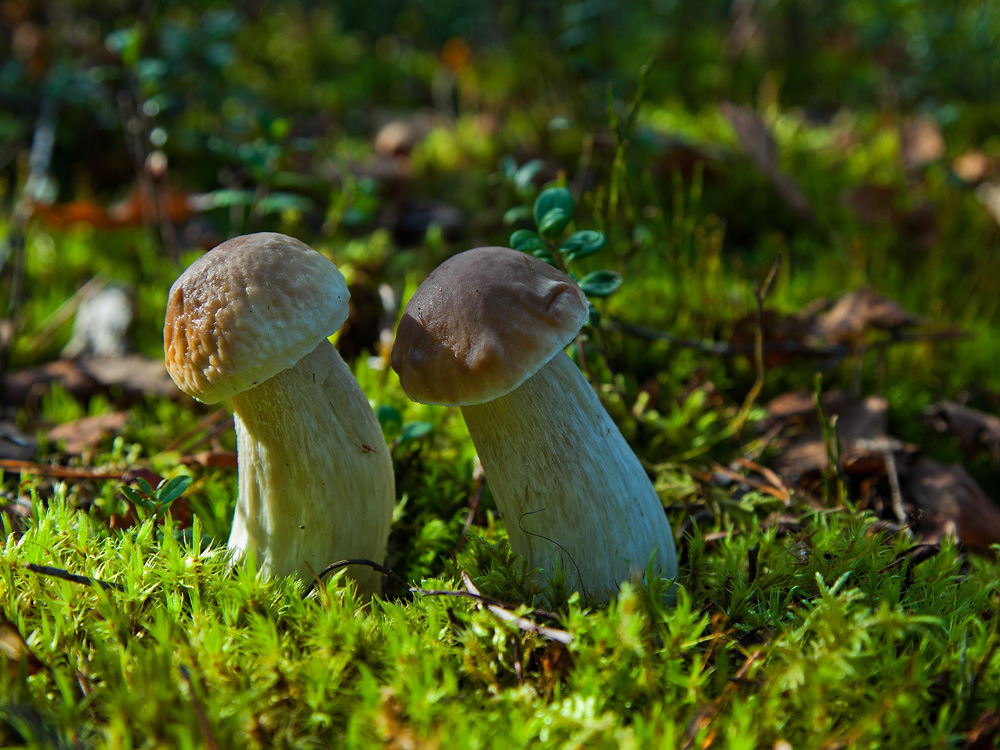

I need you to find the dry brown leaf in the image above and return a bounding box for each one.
[975,182,1000,226]
[903,458,1000,551]
[951,151,997,185]
[0,420,36,461]
[811,288,922,346]
[0,614,45,676]
[841,183,897,225]
[7,355,182,407]
[964,709,1000,750]
[923,401,1000,464]
[47,412,128,454]
[179,451,238,469]
[771,394,894,476]
[902,116,945,170]
[76,355,180,399]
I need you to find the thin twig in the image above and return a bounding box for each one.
[881,448,910,531]
[0,460,123,480]
[179,665,219,750]
[733,252,782,435]
[302,558,566,628]
[461,572,573,644]
[23,563,125,592]
[603,317,967,358]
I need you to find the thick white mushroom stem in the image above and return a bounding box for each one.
[228,338,394,597]
[461,351,677,603]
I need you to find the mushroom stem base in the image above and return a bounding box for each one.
[228,339,394,596]
[461,351,677,603]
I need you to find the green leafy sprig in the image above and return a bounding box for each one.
[120,475,192,520]
[509,186,623,305]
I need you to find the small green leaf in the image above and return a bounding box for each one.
[121,486,155,512]
[502,206,531,226]
[560,230,606,260]
[397,421,433,445]
[135,477,155,496]
[514,159,544,197]
[533,188,574,231]
[587,302,601,326]
[532,247,557,265]
[155,475,192,506]
[538,208,570,239]
[375,405,402,431]
[256,192,314,215]
[509,229,546,252]
[498,154,518,180]
[578,270,622,297]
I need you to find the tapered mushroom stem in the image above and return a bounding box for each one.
[227,338,393,596]
[461,351,677,602]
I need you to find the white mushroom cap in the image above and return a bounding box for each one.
[164,233,349,404]
[391,246,588,405]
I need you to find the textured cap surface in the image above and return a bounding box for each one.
[164,232,349,403]
[391,246,588,405]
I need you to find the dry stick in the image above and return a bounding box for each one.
[0,459,123,480]
[22,275,107,356]
[603,317,967,358]
[733,252,782,436]
[455,462,486,550]
[304,559,570,636]
[162,409,232,454]
[179,665,219,750]
[881,448,910,530]
[461,572,573,645]
[23,563,125,593]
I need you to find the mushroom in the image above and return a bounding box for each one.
[391,246,677,603]
[164,232,394,596]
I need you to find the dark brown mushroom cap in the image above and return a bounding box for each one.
[164,232,349,403]
[391,246,588,405]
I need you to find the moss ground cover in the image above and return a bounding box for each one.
[3,2,1000,747]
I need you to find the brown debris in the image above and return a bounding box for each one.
[5,354,181,408]
[923,401,1000,465]
[810,288,922,346]
[0,614,45,677]
[766,387,1000,551]
[47,412,128,454]
[902,458,1000,551]
[769,392,902,476]
[951,151,998,185]
[901,116,945,171]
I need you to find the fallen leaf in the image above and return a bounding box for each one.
[76,355,180,399]
[923,401,1000,464]
[0,615,44,676]
[0,421,37,461]
[179,451,238,468]
[47,412,128,454]
[770,393,897,476]
[6,355,183,408]
[964,709,1000,750]
[951,151,997,185]
[0,494,33,535]
[373,113,436,157]
[811,288,922,346]
[902,115,945,170]
[903,458,1000,550]
[975,182,1000,226]
[841,183,897,225]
